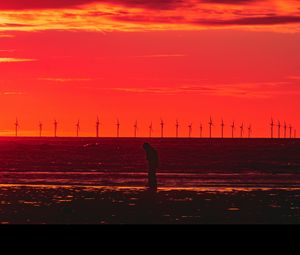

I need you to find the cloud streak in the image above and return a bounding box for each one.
[132,54,187,58]
[0,34,15,38]
[109,81,300,98]
[38,77,93,82]
[1,91,26,95]
[0,57,37,63]
[0,49,16,52]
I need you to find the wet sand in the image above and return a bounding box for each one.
[1,184,300,224]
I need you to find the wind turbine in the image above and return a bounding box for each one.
[175,119,179,138]
[188,123,192,138]
[15,118,19,137]
[76,120,80,137]
[289,124,293,138]
[39,122,43,137]
[240,122,244,138]
[199,123,203,138]
[149,122,153,138]
[116,119,120,138]
[284,122,287,139]
[221,119,225,138]
[277,120,281,139]
[54,119,58,137]
[248,124,252,138]
[134,120,138,138]
[96,116,100,138]
[160,119,164,138]
[209,116,213,138]
[231,121,235,138]
[270,118,274,139]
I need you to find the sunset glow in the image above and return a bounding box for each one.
[1,0,300,137]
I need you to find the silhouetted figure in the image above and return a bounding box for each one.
[96,117,100,138]
[143,143,158,191]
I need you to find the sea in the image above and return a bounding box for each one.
[0,137,300,189]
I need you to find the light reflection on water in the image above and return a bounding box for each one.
[2,171,300,190]
[227,208,240,211]
[1,183,300,193]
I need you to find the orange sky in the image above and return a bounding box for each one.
[0,0,300,137]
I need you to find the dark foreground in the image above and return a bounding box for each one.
[1,138,300,224]
[1,185,300,224]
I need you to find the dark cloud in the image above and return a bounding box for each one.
[0,23,34,27]
[0,0,184,10]
[201,0,257,4]
[111,14,185,24]
[107,0,186,9]
[0,1,97,10]
[196,15,300,26]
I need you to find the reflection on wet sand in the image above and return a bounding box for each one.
[2,183,300,192]
[1,184,300,224]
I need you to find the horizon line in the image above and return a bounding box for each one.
[0,136,297,139]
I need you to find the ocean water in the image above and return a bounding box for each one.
[0,137,300,188]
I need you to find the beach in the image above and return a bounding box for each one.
[1,184,300,224]
[1,137,300,224]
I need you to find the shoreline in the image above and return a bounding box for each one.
[0,136,299,140]
[2,183,300,192]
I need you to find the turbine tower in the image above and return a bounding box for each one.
[76,120,80,137]
[231,121,235,138]
[248,124,252,138]
[54,119,58,138]
[270,118,274,139]
[15,118,19,137]
[134,120,138,138]
[188,123,192,138]
[199,123,203,138]
[116,119,120,138]
[289,124,293,138]
[277,120,281,139]
[39,122,43,137]
[175,119,179,138]
[284,122,287,139]
[240,122,244,138]
[160,119,164,138]
[96,116,100,138]
[221,119,225,138]
[149,122,153,138]
[209,116,213,138]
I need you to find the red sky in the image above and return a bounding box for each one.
[0,0,300,137]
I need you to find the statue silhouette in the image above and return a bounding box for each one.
[143,143,158,191]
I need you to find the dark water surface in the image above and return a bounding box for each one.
[0,137,300,189]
